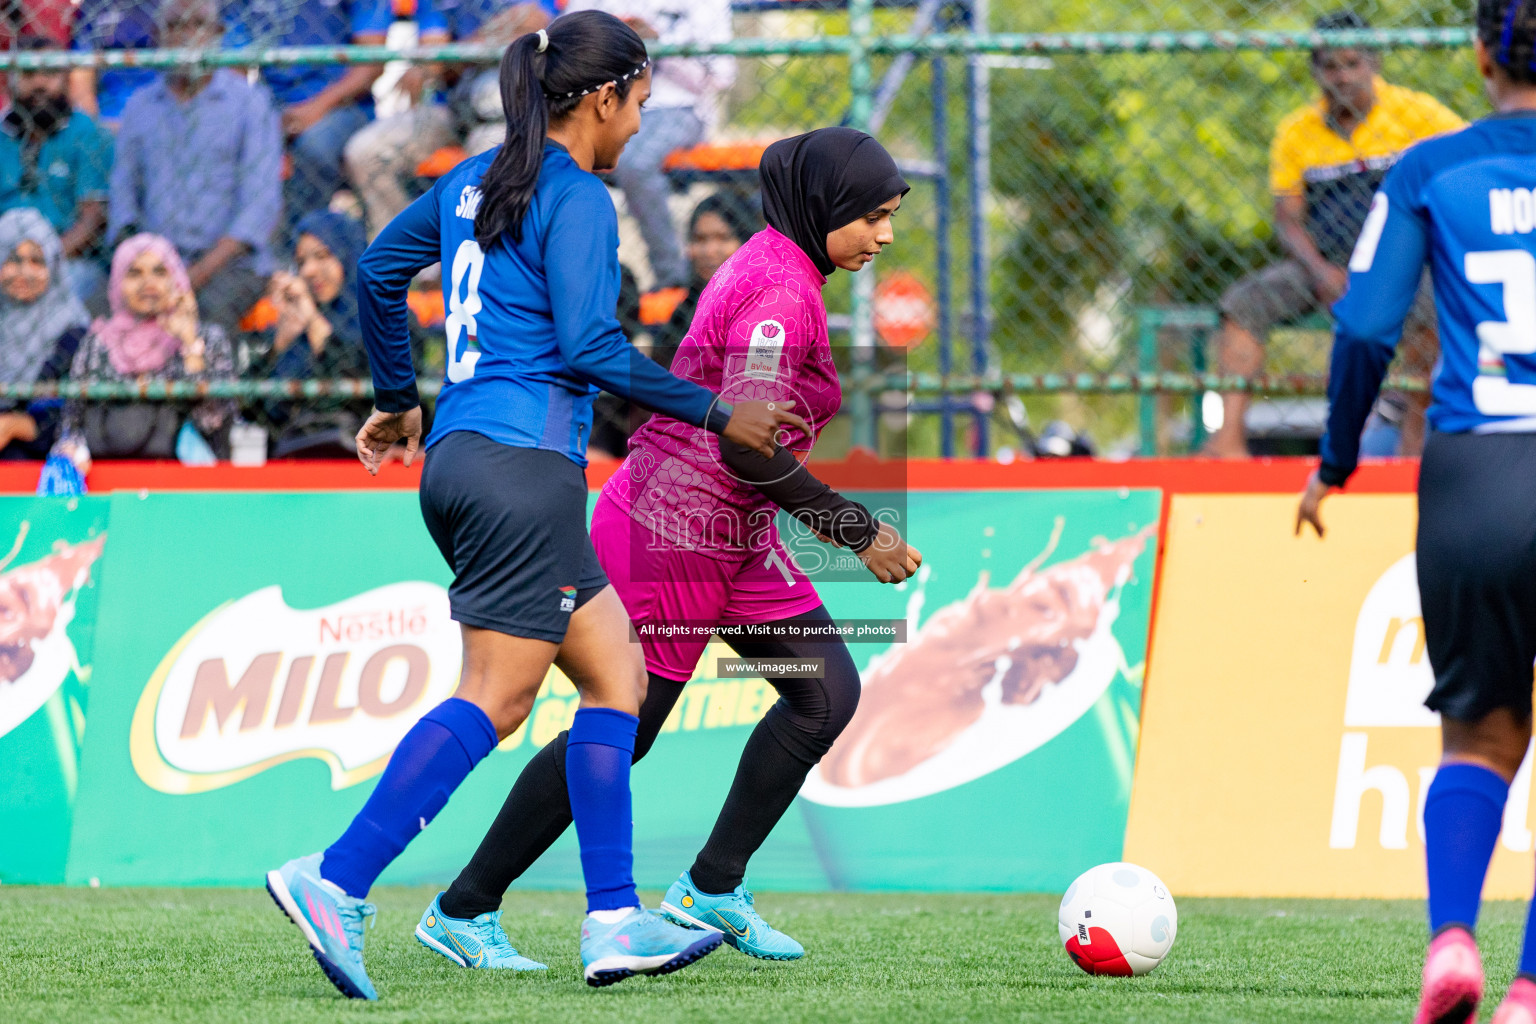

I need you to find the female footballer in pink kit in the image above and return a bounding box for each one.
[417,127,920,965]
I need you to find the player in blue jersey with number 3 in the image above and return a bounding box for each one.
[263,11,808,999]
[1298,4,1536,1021]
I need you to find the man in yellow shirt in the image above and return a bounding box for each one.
[1207,10,1465,459]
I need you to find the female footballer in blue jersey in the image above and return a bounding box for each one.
[264,11,809,998]
[1299,3,1536,1021]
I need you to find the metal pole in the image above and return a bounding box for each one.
[848,0,877,452]
[0,371,1426,402]
[0,28,1475,72]
[869,0,948,134]
[967,0,991,458]
[933,43,954,460]
[1137,310,1158,456]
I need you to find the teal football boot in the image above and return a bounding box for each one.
[660,872,805,960]
[415,893,548,970]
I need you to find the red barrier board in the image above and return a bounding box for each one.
[0,456,1419,495]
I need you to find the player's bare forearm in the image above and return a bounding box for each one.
[1274,194,1333,280]
[60,202,106,258]
[1294,470,1335,538]
[187,237,250,293]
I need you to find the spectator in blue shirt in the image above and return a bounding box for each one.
[345,0,553,237]
[68,1,161,127]
[223,0,394,242]
[109,0,282,336]
[0,35,114,305]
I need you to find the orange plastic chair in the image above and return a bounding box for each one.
[408,288,445,327]
[639,287,687,327]
[416,146,468,179]
[239,295,279,333]
[661,140,777,174]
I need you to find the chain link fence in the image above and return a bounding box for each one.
[0,0,1478,462]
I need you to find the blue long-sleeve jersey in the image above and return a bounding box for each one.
[1320,112,1536,485]
[358,142,731,465]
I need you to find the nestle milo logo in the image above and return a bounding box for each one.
[130,583,460,794]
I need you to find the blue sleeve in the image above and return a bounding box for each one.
[107,98,144,241]
[1317,170,1431,487]
[358,183,444,411]
[70,1,101,49]
[221,1,254,49]
[544,180,731,432]
[415,0,449,36]
[350,0,394,38]
[227,86,283,254]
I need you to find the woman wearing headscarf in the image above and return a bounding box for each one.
[252,210,375,457]
[589,192,761,457]
[425,127,922,966]
[0,209,90,459]
[651,189,762,372]
[258,210,368,379]
[586,194,761,457]
[59,233,235,460]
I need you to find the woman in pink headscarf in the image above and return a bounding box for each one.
[58,234,234,460]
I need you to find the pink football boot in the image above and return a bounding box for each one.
[1415,927,1484,1024]
[1491,977,1536,1024]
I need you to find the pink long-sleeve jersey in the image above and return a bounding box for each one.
[604,226,841,563]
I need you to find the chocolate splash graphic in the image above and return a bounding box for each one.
[0,535,106,685]
[820,525,1155,789]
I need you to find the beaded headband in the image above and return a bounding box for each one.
[545,60,650,101]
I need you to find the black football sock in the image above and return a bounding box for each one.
[439,673,685,920]
[689,609,860,895]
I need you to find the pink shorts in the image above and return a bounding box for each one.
[589,491,824,681]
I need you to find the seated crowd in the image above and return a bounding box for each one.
[0,0,739,466]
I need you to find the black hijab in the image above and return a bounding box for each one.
[759,127,909,278]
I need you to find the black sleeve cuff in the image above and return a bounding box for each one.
[1317,462,1352,488]
[828,500,880,554]
[705,400,733,434]
[374,381,421,413]
[716,438,883,553]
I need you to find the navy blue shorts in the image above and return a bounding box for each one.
[420,431,608,643]
[1418,431,1536,722]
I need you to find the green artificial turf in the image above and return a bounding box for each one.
[0,887,1525,1023]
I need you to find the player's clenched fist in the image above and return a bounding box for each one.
[858,521,921,584]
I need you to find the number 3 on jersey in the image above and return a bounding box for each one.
[445,239,485,383]
[1466,248,1536,416]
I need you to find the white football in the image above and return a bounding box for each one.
[1058,862,1177,976]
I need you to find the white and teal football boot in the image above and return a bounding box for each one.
[580,906,722,987]
[265,852,378,1000]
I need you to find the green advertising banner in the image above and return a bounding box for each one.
[64,488,1157,893]
[0,496,109,883]
[64,490,816,891]
[802,490,1159,891]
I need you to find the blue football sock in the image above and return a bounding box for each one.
[1520,886,1536,977]
[566,706,640,913]
[322,698,497,899]
[1424,762,1509,935]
